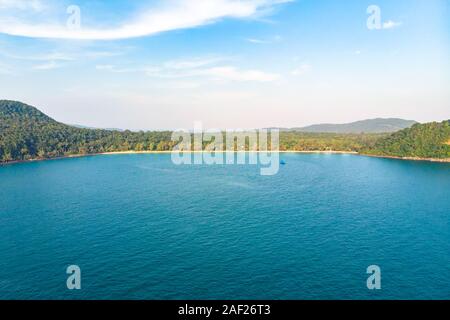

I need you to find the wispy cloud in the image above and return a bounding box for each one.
[204,66,279,82]
[247,38,270,44]
[0,46,128,61]
[95,65,137,73]
[246,35,282,44]
[291,63,311,76]
[96,57,280,82]
[0,50,74,62]
[163,57,226,70]
[0,0,44,11]
[0,0,292,40]
[32,61,60,70]
[0,62,13,75]
[84,51,126,59]
[383,20,402,29]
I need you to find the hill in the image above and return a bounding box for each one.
[293,118,417,133]
[0,100,173,162]
[362,120,450,159]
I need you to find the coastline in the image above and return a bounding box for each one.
[1,150,449,166]
[101,150,358,155]
[360,153,450,163]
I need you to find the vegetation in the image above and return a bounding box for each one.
[0,100,174,162]
[362,121,450,159]
[0,100,449,163]
[279,132,384,152]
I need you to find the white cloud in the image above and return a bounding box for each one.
[291,63,311,76]
[95,65,137,73]
[163,57,226,70]
[246,35,282,44]
[84,51,125,59]
[0,51,74,61]
[0,0,43,11]
[247,38,270,44]
[383,20,402,29]
[204,66,279,82]
[32,61,60,70]
[0,62,13,74]
[96,57,280,82]
[0,48,127,66]
[0,0,292,40]
[95,65,115,71]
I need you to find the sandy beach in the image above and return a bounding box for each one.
[2,150,449,166]
[101,150,359,155]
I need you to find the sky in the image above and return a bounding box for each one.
[0,0,449,130]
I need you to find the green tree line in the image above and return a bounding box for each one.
[1,101,449,163]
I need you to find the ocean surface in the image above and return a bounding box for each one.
[0,154,449,300]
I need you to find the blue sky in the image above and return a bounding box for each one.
[0,0,449,130]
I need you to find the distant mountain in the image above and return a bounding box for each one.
[70,124,125,132]
[293,118,418,134]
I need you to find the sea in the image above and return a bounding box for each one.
[0,153,449,299]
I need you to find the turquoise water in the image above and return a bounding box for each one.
[0,154,449,300]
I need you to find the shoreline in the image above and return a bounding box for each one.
[101,150,359,155]
[1,150,449,166]
[359,153,450,163]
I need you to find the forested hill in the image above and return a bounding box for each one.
[363,120,450,159]
[0,100,173,162]
[0,100,54,123]
[0,100,449,163]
